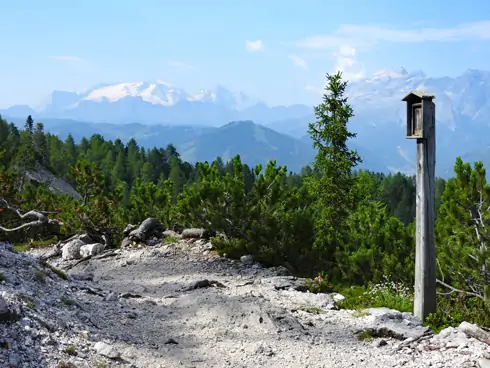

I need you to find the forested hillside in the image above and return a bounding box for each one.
[1,72,489,330]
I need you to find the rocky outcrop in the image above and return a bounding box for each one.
[24,167,82,200]
[361,307,432,340]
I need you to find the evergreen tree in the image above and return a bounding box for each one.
[168,155,185,199]
[111,151,126,184]
[437,157,490,301]
[33,122,48,167]
[24,115,34,135]
[305,71,361,273]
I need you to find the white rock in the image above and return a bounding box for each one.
[240,255,254,265]
[94,341,120,359]
[61,239,85,260]
[80,243,105,258]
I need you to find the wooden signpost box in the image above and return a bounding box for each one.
[402,91,436,320]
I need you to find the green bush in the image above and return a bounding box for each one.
[425,295,490,332]
[338,275,413,313]
[304,272,334,294]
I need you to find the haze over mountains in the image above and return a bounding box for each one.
[2,67,490,178]
[1,81,311,126]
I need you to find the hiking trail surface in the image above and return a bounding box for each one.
[1,222,490,368]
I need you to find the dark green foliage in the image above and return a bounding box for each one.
[436,157,490,301]
[425,296,490,332]
[306,72,361,254]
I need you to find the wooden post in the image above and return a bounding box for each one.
[402,92,437,321]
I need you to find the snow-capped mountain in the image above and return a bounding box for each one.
[82,81,188,106]
[3,81,291,126]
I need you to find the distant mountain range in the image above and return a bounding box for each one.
[3,67,490,178]
[0,82,311,126]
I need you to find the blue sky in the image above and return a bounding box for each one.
[2,0,490,108]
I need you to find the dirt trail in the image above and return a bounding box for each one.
[1,240,489,367]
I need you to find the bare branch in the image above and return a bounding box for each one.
[436,259,445,282]
[0,199,63,232]
[436,278,484,300]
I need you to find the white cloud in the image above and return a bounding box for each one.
[288,55,308,69]
[245,40,265,53]
[166,60,195,70]
[338,45,356,58]
[333,45,365,81]
[293,21,490,50]
[304,45,365,95]
[48,55,83,62]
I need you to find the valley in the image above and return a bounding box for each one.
[4,68,490,178]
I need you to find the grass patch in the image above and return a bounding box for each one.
[163,236,180,244]
[39,260,68,280]
[60,296,76,306]
[19,295,36,310]
[35,270,45,281]
[338,277,413,313]
[14,237,59,252]
[424,295,490,333]
[13,243,31,252]
[336,276,490,332]
[64,345,77,356]
[352,310,369,318]
[357,329,374,341]
[294,305,324,314]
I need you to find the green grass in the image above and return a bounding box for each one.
[39,260,68,280]
[35,270,45,281]
[13,243,31,252]
[64,345,76,356]
[352,310,369,318]
[19,295,35,310]
[295,305,324,314]
[336,277,490,332]
[337,284,413,313]
[357,329,374,341]
[13,237,59,252]
[163,236,180,244]
[60,297,76,306]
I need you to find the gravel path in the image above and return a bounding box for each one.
[53,244,489,368]
[2,240,489,367]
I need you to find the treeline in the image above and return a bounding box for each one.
[1,72,489,328]
[0,115,422,277]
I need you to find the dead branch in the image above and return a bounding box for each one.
[436,259,445,282]
[436,278,484,300]
[0,199,63,232]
